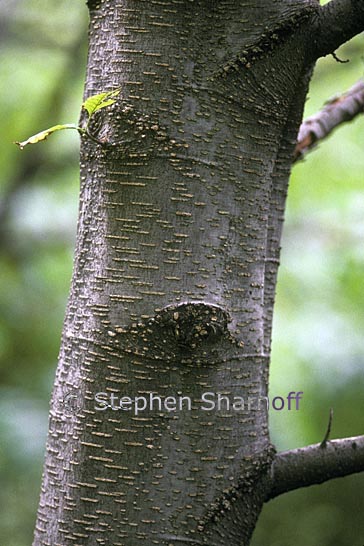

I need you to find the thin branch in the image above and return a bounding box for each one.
[320,407,334,448]
[266,435,364,501]
[293,79,364,162]
[312,0,364,61]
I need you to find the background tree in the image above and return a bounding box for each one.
[2,1,364,544]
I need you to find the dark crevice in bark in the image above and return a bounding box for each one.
[86,0,102,12]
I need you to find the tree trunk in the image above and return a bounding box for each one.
[32,1,363,545]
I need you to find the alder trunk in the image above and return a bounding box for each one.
[33,1,319,544]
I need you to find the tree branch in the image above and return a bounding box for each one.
[266,435,364,501]
[293,79,364,162]
[312,0,364,61]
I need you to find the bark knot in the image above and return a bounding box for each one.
[156,302,230,350]
[108,302,242,365]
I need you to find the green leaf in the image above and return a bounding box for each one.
[82,89,120,118]
[14,90,120,150]
[15,123,79,149]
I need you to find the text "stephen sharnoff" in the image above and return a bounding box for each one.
[94,391,304,415]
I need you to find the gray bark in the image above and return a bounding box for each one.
[32,1,364,545]
[268,435,364,500]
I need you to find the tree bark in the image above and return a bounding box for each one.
[267,435,364,500]
[33,1,364,545]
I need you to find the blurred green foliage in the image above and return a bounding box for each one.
[0,1,87,544]
[0,1,363,545]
